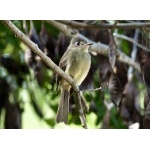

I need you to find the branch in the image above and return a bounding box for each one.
[57,20,150,29]
[1,20,87,128]
[76,91,88,129]
[2,21,76,90]
[46,20,77,37]
[113,33,150,52]
[128,29,140,80]
[46,20,140,73]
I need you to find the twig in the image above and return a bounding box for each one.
[113,20,119,29]
[128,29,140,80]
[80,93,89,113]
[57,20,150,29]
[75,92,88,129]
[80,87,102,113]
[113,33,150,52]
[1,20,87,128]
[82,87,102,92]
[46,20,141,73]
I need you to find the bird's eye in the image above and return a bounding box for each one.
[75,41,80,46]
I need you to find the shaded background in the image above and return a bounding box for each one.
[0,20,149,129]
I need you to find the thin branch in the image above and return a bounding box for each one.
[57,20,150,29]
[1,20,87,128]
[113,33,150,52]
[46,20,141,73]
[46,20,77,37]
[128,29,140,80]
[76,92,88,129]
[82,87,102,92]
[80,93,89,113]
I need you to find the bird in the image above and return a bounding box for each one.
[56,35,93,124]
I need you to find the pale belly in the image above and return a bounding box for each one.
[66,51,91,86]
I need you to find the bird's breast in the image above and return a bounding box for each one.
[66,51,91,86]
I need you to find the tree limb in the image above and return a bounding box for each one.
[46,20,141,73]
[46,20,77,37]
[57,20,150,29]
[2,21,76,89]
[1,20,88,128]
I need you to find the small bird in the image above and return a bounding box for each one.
[56,35,93,124]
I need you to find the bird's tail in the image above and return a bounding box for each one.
[56,88,70,124]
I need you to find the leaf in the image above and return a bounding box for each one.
[108,30,116,69]
[31,98,43,119]
[44,118,55,127]
[109,72,123,106]
[119,81,142,128]
[108,62,127,107]
[108,31,126,107]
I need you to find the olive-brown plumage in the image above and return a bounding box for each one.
[56,35,92,124]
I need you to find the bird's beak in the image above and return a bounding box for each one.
[86,43,93,46]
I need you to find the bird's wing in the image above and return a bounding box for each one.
[55,48,71,91]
